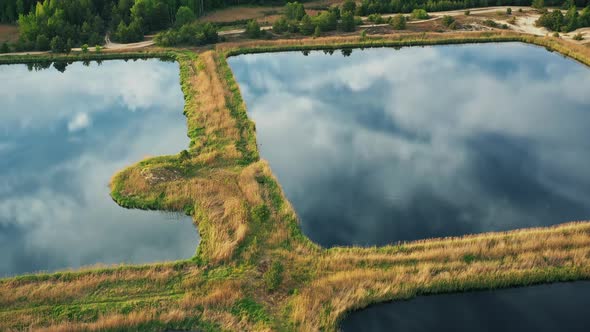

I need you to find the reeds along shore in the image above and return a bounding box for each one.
[1,31,590,331]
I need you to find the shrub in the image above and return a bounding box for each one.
[155,22,219,46]
[573,32,584,40]
[508,16,517,25]
[354,16,363,26]
[81,44,89,53]
[114,20,143,43]
[95,45,103,52]
[368,14,385,24]
[314,25,321,37]
[313,11,338,32]
[179,150,190,161]
[483,19,500,28]
[65,38,73,53]
[245,20,261,38]
[507,8,512,15]
[465,10,470,16]
[50,36,65,53]
[175,6,196,28]
[264,261,284,292]
[340,11,356,32]
[553,31,560,37]
[411,9,429,20]
[532,0,545,9]
[35,34,50,51]
[0,42,9,53]
[342,0,356,14]
[441,15,455,27]
[273,17,289,34]
[300,15,314,35]
[391,14,406,30]
[285,1,306,21]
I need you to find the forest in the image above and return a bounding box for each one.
[3,0,590,52]
[353,0,590,15]
[536,4,590,31]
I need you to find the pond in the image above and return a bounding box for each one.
[229,43,590,248]
[0,59,198,277]
[341,282,590,332]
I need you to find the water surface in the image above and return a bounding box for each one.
[0,59,198,277]
[229,43,590,247]
[341,282,590,332]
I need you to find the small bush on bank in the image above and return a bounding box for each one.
[0,42,10,53]
[411,9,429,20]
[246,20,262,38]
[391,14,406,30]
[155,22,219,46]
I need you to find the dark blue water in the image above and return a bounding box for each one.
[0,59,199,277]
[229,43,590,248]
[341,282,590,332]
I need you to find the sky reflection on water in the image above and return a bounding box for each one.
[0,59,198,277]
[229,43,590,247]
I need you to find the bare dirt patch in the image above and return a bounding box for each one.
[200,6,284,23]
[0,24,19,43]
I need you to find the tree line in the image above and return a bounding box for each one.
[352,0,590,15]
[536,1,590,32]
[271,1,359,37]
[7,0,220,51]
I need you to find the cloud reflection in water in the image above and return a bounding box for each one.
[229,43,590,247]
[0,60,198,277]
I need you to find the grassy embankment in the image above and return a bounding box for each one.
[1,31,590,331]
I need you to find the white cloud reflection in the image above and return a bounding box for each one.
[0,59,198,277]
[229,43,590,247]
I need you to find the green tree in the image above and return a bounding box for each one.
[285,2,306,21]
[391,14,406,30]
[342,0,356,14]
[16,0,24,16]
[411,9,429,20]
[313,25,321,37]
[340,11,355,32]
[81,44,89,53]
[50,36,64,53]
[35,34,50,51]
[245,19,261,38]
[0,42,10,53]
[65,38,73,53]
[300,14,314,35]
[532,0,545,10]
[175,6,195,28]
[565,6,580,32]
[314,11,338,31]
[272,17,289,34]
[442,15,455,27]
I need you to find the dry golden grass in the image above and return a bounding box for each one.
[191,51,241,158]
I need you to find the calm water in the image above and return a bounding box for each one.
[341,282,590,332]
[0,59,198,277]
[229,43,590,247]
